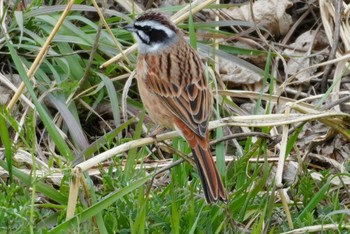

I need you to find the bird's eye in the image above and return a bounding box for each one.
[143,26,152,32]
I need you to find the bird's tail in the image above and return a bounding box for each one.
[191,137,227,203]
[175,120,227,203]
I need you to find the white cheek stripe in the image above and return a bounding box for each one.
[136,31,149,43]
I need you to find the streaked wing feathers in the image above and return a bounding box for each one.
[144,43,210,137]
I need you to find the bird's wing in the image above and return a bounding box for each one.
[143,45,211,138]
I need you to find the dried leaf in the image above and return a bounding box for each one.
[219,57,262,84]
[226,0,293,36]
[284,30,327,82]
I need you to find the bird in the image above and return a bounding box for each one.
[124,11,227,203]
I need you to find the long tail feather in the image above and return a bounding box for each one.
[175,119,227,203]
[191,140,227,203]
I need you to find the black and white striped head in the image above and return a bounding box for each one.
[124,11,180,54]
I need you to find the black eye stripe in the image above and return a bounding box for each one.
[134,24,170,45]
[133,24,143,30]
[134,24,160,33]
[146,29,167,42]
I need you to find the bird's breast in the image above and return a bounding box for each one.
[136,54,175,129]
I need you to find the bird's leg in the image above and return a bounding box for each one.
[150,126,165,159]
[149,126,165,138]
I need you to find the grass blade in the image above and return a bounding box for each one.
[0,107,13,182]
[6,39,74,160]
[0,159,67,204]
[297,179,331,221]
[49,174,153,232]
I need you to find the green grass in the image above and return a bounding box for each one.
[0,1,349,233]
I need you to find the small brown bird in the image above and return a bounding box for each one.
[124,11,227,203]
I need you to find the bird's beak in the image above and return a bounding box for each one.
[123,24,135,32]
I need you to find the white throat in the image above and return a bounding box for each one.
[133,33,169,54]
